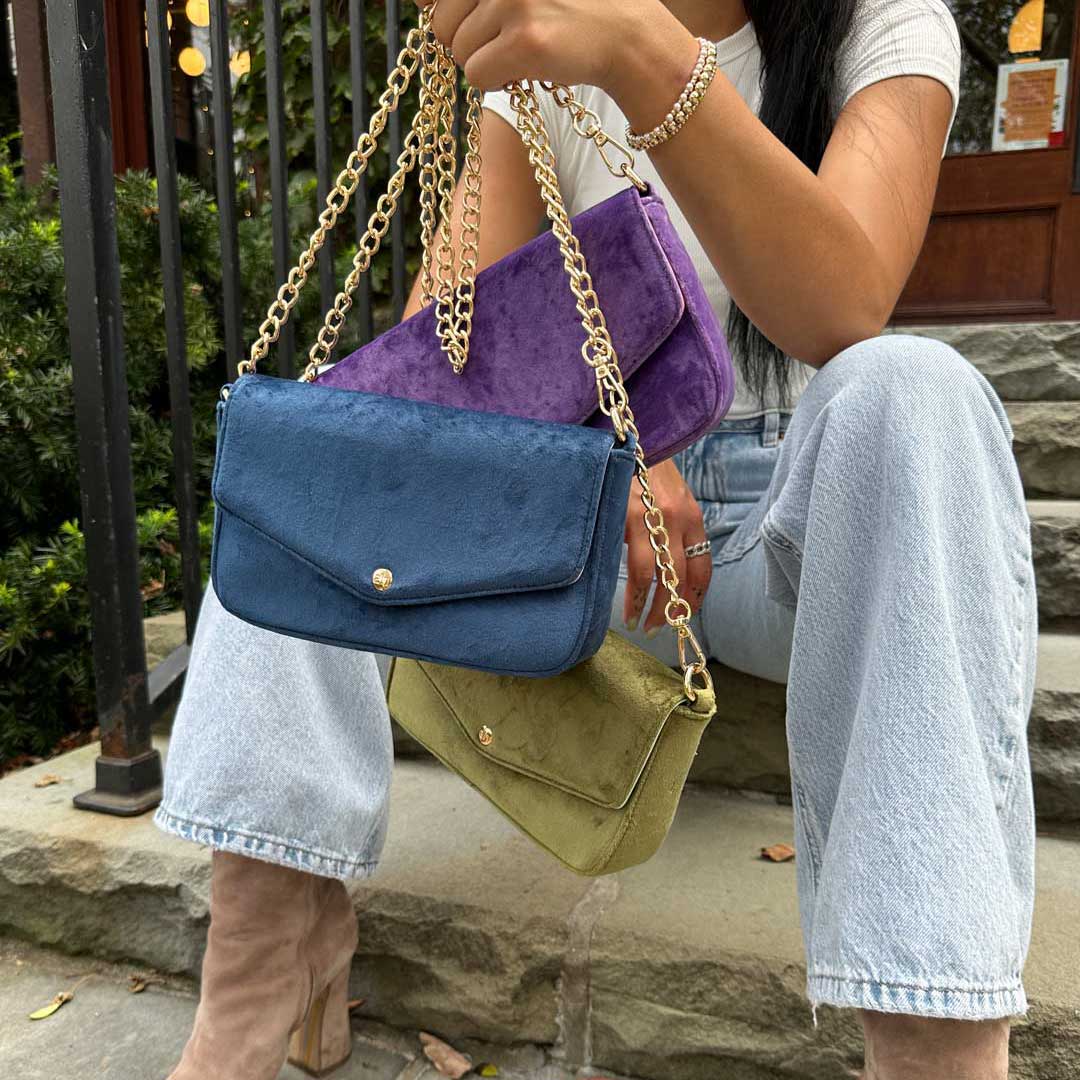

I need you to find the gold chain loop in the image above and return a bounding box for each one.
[506,80,711,699]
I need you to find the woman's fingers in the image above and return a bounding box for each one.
[426,0,479,50]
[623,484,654,632]
[643,542,685,634]
[449,4,503,77]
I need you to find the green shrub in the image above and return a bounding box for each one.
[1,2,432,763]
[232,0,425,297]
[0,148,389,761]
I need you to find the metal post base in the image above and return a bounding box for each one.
[73,749,164,817]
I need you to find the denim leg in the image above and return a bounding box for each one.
[613,335,1037,1020]
[154,585,394,880]
[763,335,1035,1019]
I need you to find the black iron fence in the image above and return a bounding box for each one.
[45,0,421,814]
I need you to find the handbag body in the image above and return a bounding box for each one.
[318,188,734,466]
[387,631,716,876]
[211,374,636,676]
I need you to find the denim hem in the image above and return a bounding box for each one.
[153,806,380,882]
[807,972,1028,1021]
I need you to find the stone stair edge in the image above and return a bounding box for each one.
[2,747,1080,1078]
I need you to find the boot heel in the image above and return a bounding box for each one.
[287,965,353,1077]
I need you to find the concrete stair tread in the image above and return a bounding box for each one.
[1035,631,1080,694]
[1028,498,1080,519]
[2,744,1079,1078]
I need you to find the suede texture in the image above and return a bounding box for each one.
[210,375,636,677]
[387,630,717,876]
[318,188,734,465]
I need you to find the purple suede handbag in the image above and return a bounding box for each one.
[318,186,735,465]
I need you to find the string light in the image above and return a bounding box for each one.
[179,45,207,77]
[185,0,210,28]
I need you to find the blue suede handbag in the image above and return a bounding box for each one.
[211,375,636,677]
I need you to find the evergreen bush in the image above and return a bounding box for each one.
[0,143,386,763]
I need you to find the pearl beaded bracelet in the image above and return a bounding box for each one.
[625,37,718,153]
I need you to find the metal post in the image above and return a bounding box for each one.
[45,0,162,816]
[147,0,202,639]
[208,0,243,377]
[312,0,335,318]
[386,0,406,323]
[349,0,374,344]
[263,0,296,376]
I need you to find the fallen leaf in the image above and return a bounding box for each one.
[477,1066,499,1077]
[28,992,73,1020]
[33,774,63,788]
[141,578,165,600]
[419,1032,472,1079]
[760,842,796,863]
[346,997,366,1012]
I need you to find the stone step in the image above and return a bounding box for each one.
[0,940,584,1080]
[1,748,1078,1079]
[1031,500,1080,626]
[1007,402,1080,499]
[685,632,1080,822]
[899,322,1080,402]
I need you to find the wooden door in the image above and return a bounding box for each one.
[895,1,1080,323]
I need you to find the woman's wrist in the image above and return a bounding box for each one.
[602,11,702,138]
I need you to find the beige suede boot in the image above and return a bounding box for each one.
[168,851,358,1080]
[862,1012,1010,1079]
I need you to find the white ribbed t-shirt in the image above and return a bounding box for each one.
[484,0,962,418]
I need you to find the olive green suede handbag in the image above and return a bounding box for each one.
[386,83,717,877]
[388,633,715,876]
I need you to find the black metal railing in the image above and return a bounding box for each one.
[45,0,419,814]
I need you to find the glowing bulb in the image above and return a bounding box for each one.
[179,46,207,77]
[185,0,210,28]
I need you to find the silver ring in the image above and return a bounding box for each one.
[684,540,711,559]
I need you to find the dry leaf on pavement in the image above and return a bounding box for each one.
[33,774,63,788]
[419,1032,472,1078]
[760,842,796,863]
[28,992,73,1020]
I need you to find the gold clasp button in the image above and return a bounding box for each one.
[372,567,393,592]
[478,726,493,747]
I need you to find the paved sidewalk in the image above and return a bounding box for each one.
[0,941,603,1080]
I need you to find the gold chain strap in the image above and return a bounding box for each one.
[507,81,711,699]
[240,22,429,377]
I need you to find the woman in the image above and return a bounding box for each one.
[159,1,1037,1077]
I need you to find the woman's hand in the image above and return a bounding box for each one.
[415,0,688,101]
[624,459,710,635]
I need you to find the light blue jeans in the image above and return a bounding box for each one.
[157,334,1037,1020]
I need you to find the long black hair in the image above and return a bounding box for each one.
[732,0,859,404]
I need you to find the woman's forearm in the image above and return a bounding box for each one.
[605,16,895,365]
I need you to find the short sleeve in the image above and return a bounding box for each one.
[837,0,962,149]
[482,87,578,200]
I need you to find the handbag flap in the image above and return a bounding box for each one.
[317,188,685,426]
[212,375,634,606]
[401,633,711,809]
